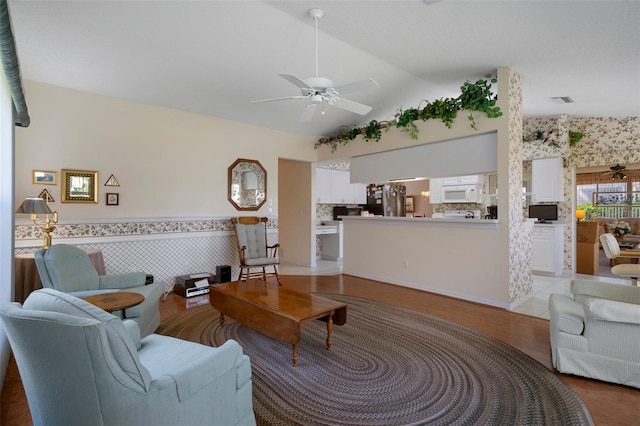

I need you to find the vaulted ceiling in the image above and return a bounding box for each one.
[8,0,640,138]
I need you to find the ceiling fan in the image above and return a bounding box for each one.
[604,164,627,180]
[250,8,379,122]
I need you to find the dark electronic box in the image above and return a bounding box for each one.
[174,273,214,298]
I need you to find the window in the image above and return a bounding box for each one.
[576,169,640,218]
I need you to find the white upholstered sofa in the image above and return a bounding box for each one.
[548,280,640,388]
[0,288,255,426]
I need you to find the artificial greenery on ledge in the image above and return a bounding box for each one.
[522,129,585,148]
[315,74,503,152]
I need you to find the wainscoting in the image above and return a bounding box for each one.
[15,217,279,291]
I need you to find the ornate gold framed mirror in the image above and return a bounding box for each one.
[228,158,267,211]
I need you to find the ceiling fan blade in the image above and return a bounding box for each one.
[333,78,379,95]
[250,95,308,104]
[331,97,373,115]
[278,73,313,90]
[299,105,317,122]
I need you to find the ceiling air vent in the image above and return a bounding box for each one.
[551,96,574,104]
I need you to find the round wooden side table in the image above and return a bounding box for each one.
[83,292,145,313]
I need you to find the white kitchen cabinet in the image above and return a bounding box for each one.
[316,168,366,204]
[331,170,350,203]
[429,178,442,204]
[351,183,367,204]
[532,157,564,202]
[441,175,483,185]
[316,168,332,203]
[532,224,564,276]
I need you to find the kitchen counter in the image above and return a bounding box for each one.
[341,215,499,230]
[315,224,338,234]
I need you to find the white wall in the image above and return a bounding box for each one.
[278,159,315,266]
[344,219,506,306]
[15,81,318,220]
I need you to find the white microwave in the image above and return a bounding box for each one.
[441,185,481,203]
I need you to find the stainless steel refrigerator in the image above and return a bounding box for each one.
[366,183,406,216]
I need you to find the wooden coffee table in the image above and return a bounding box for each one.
[84,291,145,313]
[209,279,347,366]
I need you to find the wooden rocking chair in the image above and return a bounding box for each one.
[231,217,281,284]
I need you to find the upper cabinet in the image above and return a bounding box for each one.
[316,168,333,203]
[316,169,366,204]
[429,178,442,204]
[441,175,483,186]
[532,157,564,202]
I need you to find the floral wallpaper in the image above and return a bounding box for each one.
[16,217,278,244]
[522,115,640,271]
[506,69,530,304]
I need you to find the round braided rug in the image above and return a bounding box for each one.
[156,294,593,426]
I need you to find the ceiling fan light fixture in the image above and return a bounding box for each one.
[250,8,377,118]
[611,171,627,180]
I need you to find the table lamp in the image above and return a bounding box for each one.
[575,209,586,223]
[16,197,58,248]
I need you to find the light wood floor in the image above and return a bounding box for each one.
[2,274,638,425]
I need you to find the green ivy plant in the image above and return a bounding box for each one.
[316,73,503,151]
[459,76,502,129]
[395,107,420,139]
[363,120,383,142]
[568,130,584,147]
[522,129,585,148]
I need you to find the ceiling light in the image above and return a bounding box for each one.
[611,171,627,180]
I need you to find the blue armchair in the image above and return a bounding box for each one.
[34,244,163,337]
[0,289,255,426]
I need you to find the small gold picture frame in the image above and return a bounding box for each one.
[106,193,119,206]
[33,170,57,185]
[61,169,98,203]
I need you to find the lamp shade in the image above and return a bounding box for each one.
[575,209,586,220]
[16,197,52,214]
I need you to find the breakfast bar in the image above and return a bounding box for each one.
[339,215,530,310]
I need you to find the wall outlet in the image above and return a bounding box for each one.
[402,259,409,269]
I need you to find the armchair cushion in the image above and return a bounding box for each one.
[23,288,152,390]
[244,256,278,266]
[139,337,244,402]
[572,279,640,304]
[236,222,267,259]
[584,298,640,325]
[36,245,101,292]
